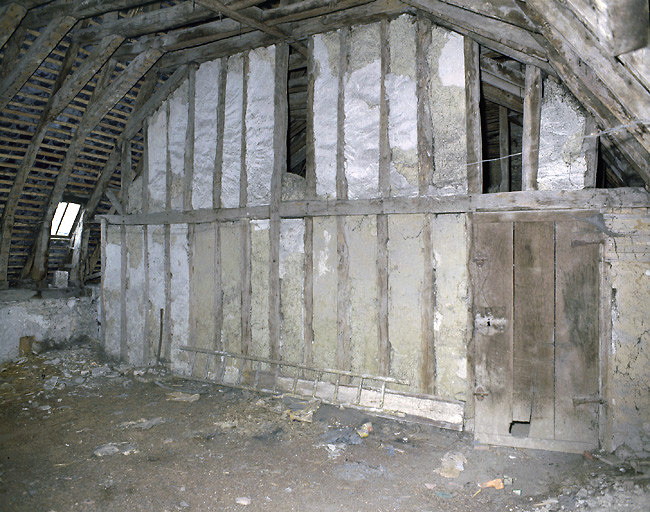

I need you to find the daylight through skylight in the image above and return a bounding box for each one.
[50,202,81,237]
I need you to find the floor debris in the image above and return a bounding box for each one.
[1,341,647,511]
[434,451,467,478]
[166,391,200,402]
[481,478,505,490]
[118,417,166,430]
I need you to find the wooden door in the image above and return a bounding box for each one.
[471,212,602,453]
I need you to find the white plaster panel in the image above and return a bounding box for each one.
[125,226,145,364]
[347,215,379,376]
[280,219,305,365]
[103,225,122,358]
[146,225,165,365]
[312,216,338,370]
[193,58,221,209]
[313,33,339,199]
[250,219,270,360]
[147,106,167,212]
[538,79,590,190]
[246,46,275,206]
[220,222,243,354]
[345,24,381,200]
[128,175,143,214]
[431,214,469,401]
[169,224,190,373]
[428,29,467,195]
[388,15,418,197]
[222,55,244,208]
[168,80,189,210]
[388,214,425,390]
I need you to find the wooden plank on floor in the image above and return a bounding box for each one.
[554,220,600,444]
[471,220,513,436]
[513,221,555,438]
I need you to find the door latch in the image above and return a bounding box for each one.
[474,386,489,401]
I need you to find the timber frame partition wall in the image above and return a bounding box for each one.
[100,16,650,452]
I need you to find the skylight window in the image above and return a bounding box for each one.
[50,202,81,237]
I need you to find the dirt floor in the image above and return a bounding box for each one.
[0,341,648,512]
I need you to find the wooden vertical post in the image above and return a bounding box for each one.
[163,101,172,361]
[336,29,350,373]
[269,44,289,361]
[304,38,316,366]
[416,16,434,194]
[584,116,598,188]
[142,123,150,365]
[464,37,482,193]
[119,140,131,361]
[100,218,107,347]
[499,106,510,192]
[214,58,227,352]
[185,67,197,352]
[522,64,542,190]
[377,19,391,376]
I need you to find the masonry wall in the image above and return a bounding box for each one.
[0,290,99,363]
[603,208,650,457]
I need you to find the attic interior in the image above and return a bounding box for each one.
[0,0,649,510]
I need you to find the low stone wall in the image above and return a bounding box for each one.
[0,289,99,363]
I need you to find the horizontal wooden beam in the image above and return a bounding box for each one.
[402,0,546,60]
[21,0,152,28]
[195,0,309,56]
[73,1,218,44]
[99,188,650,225]
[158,0,404,70]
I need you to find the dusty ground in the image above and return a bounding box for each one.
[0,341,648,512]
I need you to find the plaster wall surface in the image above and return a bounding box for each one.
[221,54,244,208]
[146,226,165,364]
[538,79,591,190]
[313,33,339,199]
[128,175,143,214]
[312,216,338,370]
[102,225,121,358]
[344,23,381,200]
[220,221,243,356]
[125,226,145,364]
[347,215,379,375]
[431,214,469,400]
[0,294,98,363]
[280,219,305,365]
[604,209,650,457]
[387,15,418,197]
[168,81,189,210]
[191,223,217,353]
[250,220,270,360]
[147,106,167,211]
[193,59,221,210]
[388,214,425,389]
[246,46,275,206]
[428,28,467,195]
[169,224,190,373]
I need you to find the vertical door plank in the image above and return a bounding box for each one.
[471,220,513,436]
[513,221,555,438]
[554,220,600,444]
